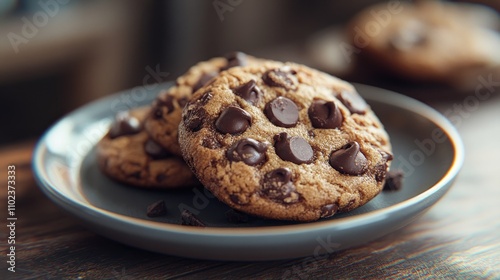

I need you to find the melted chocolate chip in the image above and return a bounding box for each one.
[320,204,339,218]
[193,72,218,93]
[109,112,141,139]
[308,99,343,129]
[146,200,167,217]
[263,68,297,89]
[374,151,394,182]
[144,139,170,159]
[181,210,206,227]
[221,51,247,70]
[383,169,404,191]
[233,80,261,105]
[183,107,206,132]
[264,97,299,128]
[215,106,252,134]
[226,138,268,166]
[337,91,368,115]
[274,133,314,164]
[329,142,368,175]
[262,168,299,204]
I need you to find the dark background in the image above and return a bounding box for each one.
[0,0,497,145]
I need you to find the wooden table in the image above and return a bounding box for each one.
[1,91,499,279]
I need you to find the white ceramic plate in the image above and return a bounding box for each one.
[33,83,464,261]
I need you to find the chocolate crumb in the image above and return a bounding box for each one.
[146,200,167,217]
[383,170,404,191]
[181,210,206,227]
[225,209,249,223]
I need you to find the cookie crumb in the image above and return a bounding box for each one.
[383,170,404,191]
[181,210,206,227]
[146,200,167,217]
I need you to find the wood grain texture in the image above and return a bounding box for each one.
[1,95,500,279]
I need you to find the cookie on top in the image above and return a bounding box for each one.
[178,61,392,221]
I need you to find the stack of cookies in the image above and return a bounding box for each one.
[97,52,393,222]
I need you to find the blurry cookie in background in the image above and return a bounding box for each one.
[346,0,500,88]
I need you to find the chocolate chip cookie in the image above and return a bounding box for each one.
[178,62,392,221]
[348,1,500,84]
[97,107,199,188]
[145,52,263,156]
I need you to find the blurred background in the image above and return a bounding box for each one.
[0,0,498,146]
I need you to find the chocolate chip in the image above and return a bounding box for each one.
[262,168,299,204]
[230,194,249,205]
[144,139,170,159]
[337,91,368,115]
[329,142,368,175]
[263,68,297,89]
[320,204,338,218]
[233,80,261,105]
[374,151,394,182]
[159,94,175,114]
[177,97,189,108]
[225,209,249,223]
[264,97,299,128]
[146,200,167,217]
[153,107,163,119]
[193,72,218,93]
[226,138,268,166]
[181,210,206,227]
[184,107,206,132]
[109,111,141,139]
[221,51,247,70]
[383,169,404,191]
[274,133,313,164]
[308,99,343,129]
[215,106,252,135]
[152,94,175,119]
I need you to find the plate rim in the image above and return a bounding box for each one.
[32,83,465,238]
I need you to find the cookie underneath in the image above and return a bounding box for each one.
[145,52,264,156]
[97,107,199,189]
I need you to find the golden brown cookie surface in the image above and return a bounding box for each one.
[178,62,392,221]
